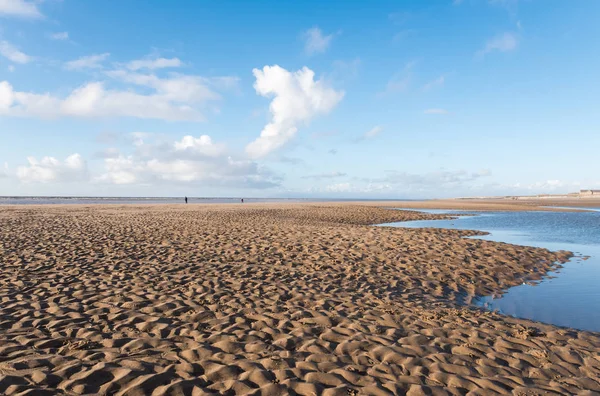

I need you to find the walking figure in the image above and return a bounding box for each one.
[185,196,188,204]
[241,198,244,203]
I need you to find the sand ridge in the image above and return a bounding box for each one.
[0,204,598,395]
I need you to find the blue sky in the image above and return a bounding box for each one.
[1,0,599,198]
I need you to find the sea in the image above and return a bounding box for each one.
[0,197,417,205]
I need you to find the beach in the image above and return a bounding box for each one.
[0,203,599,395]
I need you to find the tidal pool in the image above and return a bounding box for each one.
[382,209,600,332]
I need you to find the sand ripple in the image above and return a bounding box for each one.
[0,204,597,395]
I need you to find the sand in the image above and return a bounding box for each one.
[0,203,598,395]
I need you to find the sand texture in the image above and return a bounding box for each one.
[0,204,598,395]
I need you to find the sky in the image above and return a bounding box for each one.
[1,0,599,198]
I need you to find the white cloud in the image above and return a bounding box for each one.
[380,61,416,96]
[0,162,8,178]
[246,65,344,158]
[126,57,182,71]
[0,41,32,64]
[314,169,492,196]
[302,171,346,180]
[0,81,203,121]
[16,154,88,183]
[106,70,222,103]
[173,135,226,157]
[364,125,382,138]
[477,32,518,57]
[325,182,352,192]
[303,27,334,55]
[0,81,13,109]
[424,108,449,114]
[50,32,69,41]
[423,76,445,91]
[0,69,231,121]
[98,134,280,189]
[65,53,110,70]
[0,0,42,18]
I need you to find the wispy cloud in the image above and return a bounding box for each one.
[50,32,69,41]
[126,57,182,71]
[424,108,449,115]
[0,0,42,18]
[388,11,410,25]
[65,53,110,70]
[364,125,383,138]
[354,126,383,143]
[303,27,334,55]
[379,61,416,96]
[302,171,347,180]
[0,41,32,64]
[392,29,416,43]
[477,32,518,57]
[422,75,445,91]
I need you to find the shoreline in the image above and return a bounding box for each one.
[0,203,598,394]
[1,196,599,210]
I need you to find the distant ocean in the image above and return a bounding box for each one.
[0,197,416,205]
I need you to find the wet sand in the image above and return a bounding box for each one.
[379,198,600,211]
[0,203,598,395]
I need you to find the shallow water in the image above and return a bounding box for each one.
[383,209,600,332]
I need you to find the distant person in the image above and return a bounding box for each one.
[185,196,188,204]
[241,198,244,203]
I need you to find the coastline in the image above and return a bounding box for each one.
[0,203,598,394]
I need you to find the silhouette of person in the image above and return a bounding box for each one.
[185,196,188,204]
[241,198,244,203]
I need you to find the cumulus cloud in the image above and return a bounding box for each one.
[16,154,88,183]
[94,147,120,159]
[173,135,226,157]
[246,65,344,159]
[98,133,281,189]
[0,81,201,120]
[65,53,110,70]
[477,32,518,57]
[126,57,182,71]
[302,171,346,180]
[0,0,42,18]
[0,41,32,64]
[0,66,233,121]
[50,32,69,41]
[424,108,449,114]
[303,27,334,55]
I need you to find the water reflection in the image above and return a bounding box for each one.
[382,209,600,332]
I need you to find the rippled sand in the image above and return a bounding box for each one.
[0,204,598,395]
